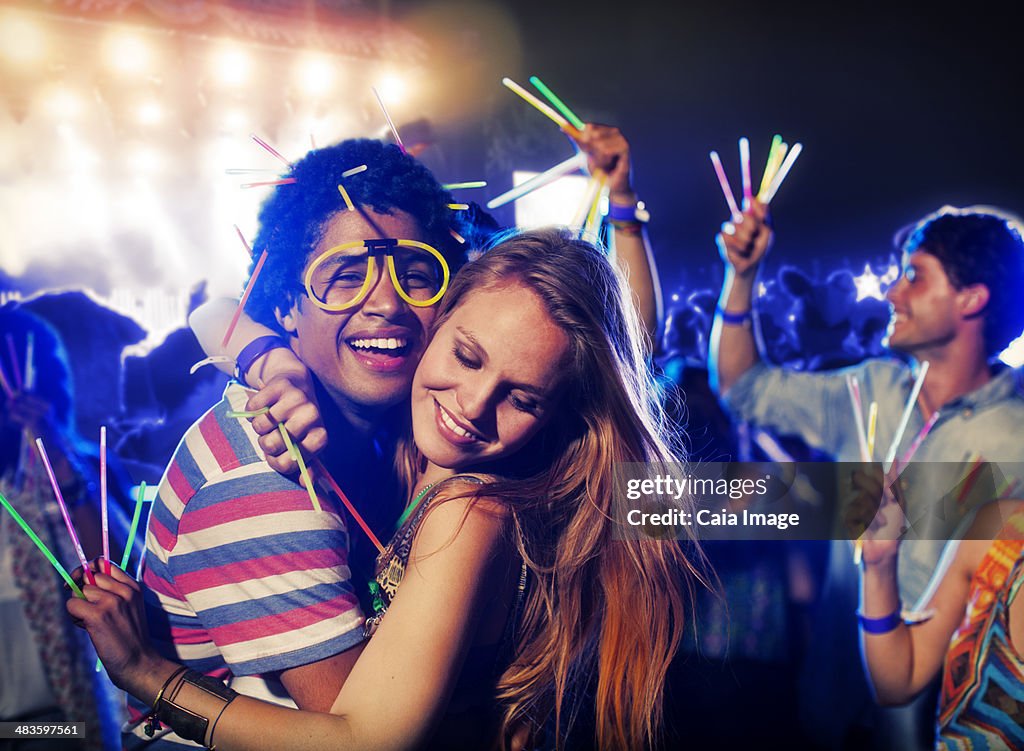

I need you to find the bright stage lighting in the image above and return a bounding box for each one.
[511,170,590,229]
[137,100,163,125]
[376,73,407,103]
[42,87,82,120]
[129,146,163,173]
[298,55,336,96]
[212,45,250,87]
[104,30,152,76]
[0,11,46,66]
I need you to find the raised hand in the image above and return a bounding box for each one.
[716,199,773,279]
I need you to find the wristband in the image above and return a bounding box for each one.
[857,603,904,634]
[234,335,287,384]
[607,200,650,224]
[715,306,752,326]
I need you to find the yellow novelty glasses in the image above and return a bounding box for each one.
[304,238,451,311]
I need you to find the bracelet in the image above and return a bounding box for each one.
[607,201,640,222]
[150,668,238,748]
[234,335,288,384]
[857,603,904,634]
[609,218,644,235]
[144,666,188,737]
[715,306,753,326]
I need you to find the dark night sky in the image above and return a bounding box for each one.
[397,0,1024,295]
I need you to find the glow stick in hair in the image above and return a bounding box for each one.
[0,491,84,597]
[233,225,254,258]
[760,143,803,204]
[528,75,586,132]
[341,164,368,178]
[710,151,741,220]
[120,482,146,571]
[845,375,871,462]
[739,137,752,204]
[443,181,487,190]
[100,426,110,576]
[501,77,581,137]
[486,152,588,209]
[23,333,34,392]
[337,184,356,212]
[447,203,469,210]
[883,361,930,471]
[241,178,297,189]
[5,334,22,390]
[221,249,269,348]
[372,87,405,153]
[758,135,783,198]
[35,438,95,586]
[449,229,466,244]
[250,134,292,168]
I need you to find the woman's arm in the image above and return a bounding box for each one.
[70,488,510,751]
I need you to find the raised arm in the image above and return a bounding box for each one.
[69,490,511,751]
[572,124,662,344]
[708,200,772,394]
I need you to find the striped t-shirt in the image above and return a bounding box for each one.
[126,383,364,749]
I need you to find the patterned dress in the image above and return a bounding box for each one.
[938,510,1024,750]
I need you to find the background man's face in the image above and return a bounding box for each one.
[884,250,961,354]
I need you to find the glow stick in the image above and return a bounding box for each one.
[582,175,607,238]
[709,151,741,220]
[120,482,146,571]
[221,249,269,348]
[341,164,368,178]
[233,225,254,258]
[372,87,405,153]
[442,181,487,190]
[447,203,469,210]
[0,361,13,399]
[758,135,783,197]
[5,334,23,390]
[337,184,356,212]
[571,175,601,229]
[100,426,110,576]
[528,75,586,132]
[883,361,930,471]
[486,152,588,209]
[501,77,580,136]
[225,168,282,175]
[845,375,871,461]
[761,143,803,204]
[241,178,297,189]
[449,229,466,244]
[0,490,84,597]
[226,407,270,419]
[189,355,233,375]
[737,136,753,203]
[278,425,321,513]
[866,402,879,459]
[23,333,34,392]
[314,460,385,554]
[955,453,984,504]
[897,411,940,468]
[35,438,95,586]
[250,134,291,168]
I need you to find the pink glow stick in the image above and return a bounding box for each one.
[241,178,297,189]
[100,426,110,575]
[739,137,752,204]
[250,134,292,168]
[35,438,95,586]
[221,249,269,348]
[709,151,741,220]
[5,334,23,390]
[897,411,940,468]
[233,225,254,258]
[372,87,405,154]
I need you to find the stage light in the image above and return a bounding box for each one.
[298,55,336,96]
[376,73,406,103]
[129,146,163,173]
[0,11,45,66]
[511,170,590,229]
[104,30,151,76]
[1000,332,1024,367]
[42,87,82,120]
[854,263,883,301]
[137,100,163,125]
[211,45,250,87]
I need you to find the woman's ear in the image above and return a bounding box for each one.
[959,283,990,318]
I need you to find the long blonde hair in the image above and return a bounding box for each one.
[400,228,701,750]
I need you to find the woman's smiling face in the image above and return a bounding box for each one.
[410,282,571,471]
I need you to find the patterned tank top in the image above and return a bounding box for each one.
[938,510,1024,750]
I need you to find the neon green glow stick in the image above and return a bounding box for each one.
[226,407,270,419]
[120,482,146,571]
[278,425,321,513]
[529,76,586,132]
[442,181,487,190]
[0,490,84,598]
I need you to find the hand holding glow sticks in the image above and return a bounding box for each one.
[715,197,773,279]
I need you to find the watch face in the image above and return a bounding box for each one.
[635,206,650,223]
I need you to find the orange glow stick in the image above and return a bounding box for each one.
[501,77,581,137]
[314,460,385,554]
[221,249,269,348]
[233,225,254,258]
[241,178,297,189]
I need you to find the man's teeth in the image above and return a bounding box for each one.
[439,405,478,440]
[350,337,408,350]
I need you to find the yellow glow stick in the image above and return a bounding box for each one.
[447,203,469,210]
[761,143,803,204]
[341,164,368,178]
[757,135,783,198]
[866,402,878,459]
[528,75,586,132]
[337,184,356,212]
[278,425,321,512]
[501,77,580,136]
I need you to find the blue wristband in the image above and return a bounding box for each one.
[857,604,904,634]
[234,335,288,384]
[715,306,752,326]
